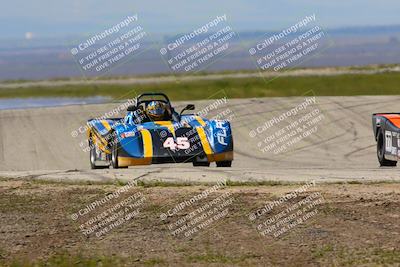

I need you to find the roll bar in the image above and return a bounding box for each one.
[136,93,170,106]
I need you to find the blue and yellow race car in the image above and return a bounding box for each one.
[87,93,233,169]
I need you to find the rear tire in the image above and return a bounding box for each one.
[216,161,232,167]
[377,129,397,167]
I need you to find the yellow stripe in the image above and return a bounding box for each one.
[91,132,110,154]
[141,129,153,158]
[195,116,206,127]
[213,151,233,162]
[101,120,112,131]
[86,125,91,139]
[155,121,175,137]
[196,127,213,161]
[118,156,151,166]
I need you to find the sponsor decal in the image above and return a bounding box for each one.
[216,121,228,145]
[120,131,136,138]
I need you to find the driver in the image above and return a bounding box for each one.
[146,100,171,121]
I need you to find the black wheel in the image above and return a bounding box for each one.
[377,129,397,167]
[111,134,128,169]
[89,138,109,169]
[111,135,119,169]
[192,161,210,167]
[216,161,232,167]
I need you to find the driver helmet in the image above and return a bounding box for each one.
[146,101,166,121]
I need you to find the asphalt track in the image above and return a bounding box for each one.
[1,95,399,183]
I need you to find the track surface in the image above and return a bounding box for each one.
[1,96,399,183]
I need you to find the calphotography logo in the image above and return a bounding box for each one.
[248,96,325,155]
[248,13,332,74]
[70,14,149,77]
[159,179,235,238]
[249,181,325,238]
[69,180,147,238]
[160,14,239,74]
[70,97,138,153]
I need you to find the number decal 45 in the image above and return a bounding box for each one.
[163,137,190,151]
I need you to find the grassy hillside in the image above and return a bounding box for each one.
[0,72,399,100]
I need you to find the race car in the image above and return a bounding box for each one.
[87,93,233,169]
[372,113,400,166]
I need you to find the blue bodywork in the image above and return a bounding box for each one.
[87,111,233,165]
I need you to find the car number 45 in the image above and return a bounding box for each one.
[163,137,190,150]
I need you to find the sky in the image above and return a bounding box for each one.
[1,0,400,39]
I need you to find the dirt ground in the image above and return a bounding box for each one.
[0,179,400,266]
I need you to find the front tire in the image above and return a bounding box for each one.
[216,161,232,167]
[377,129,397,167]
[89,138,109,169]
[111,136,119,169]
[111,134,128,169]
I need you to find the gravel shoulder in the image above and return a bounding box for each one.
[0,180,399,266]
